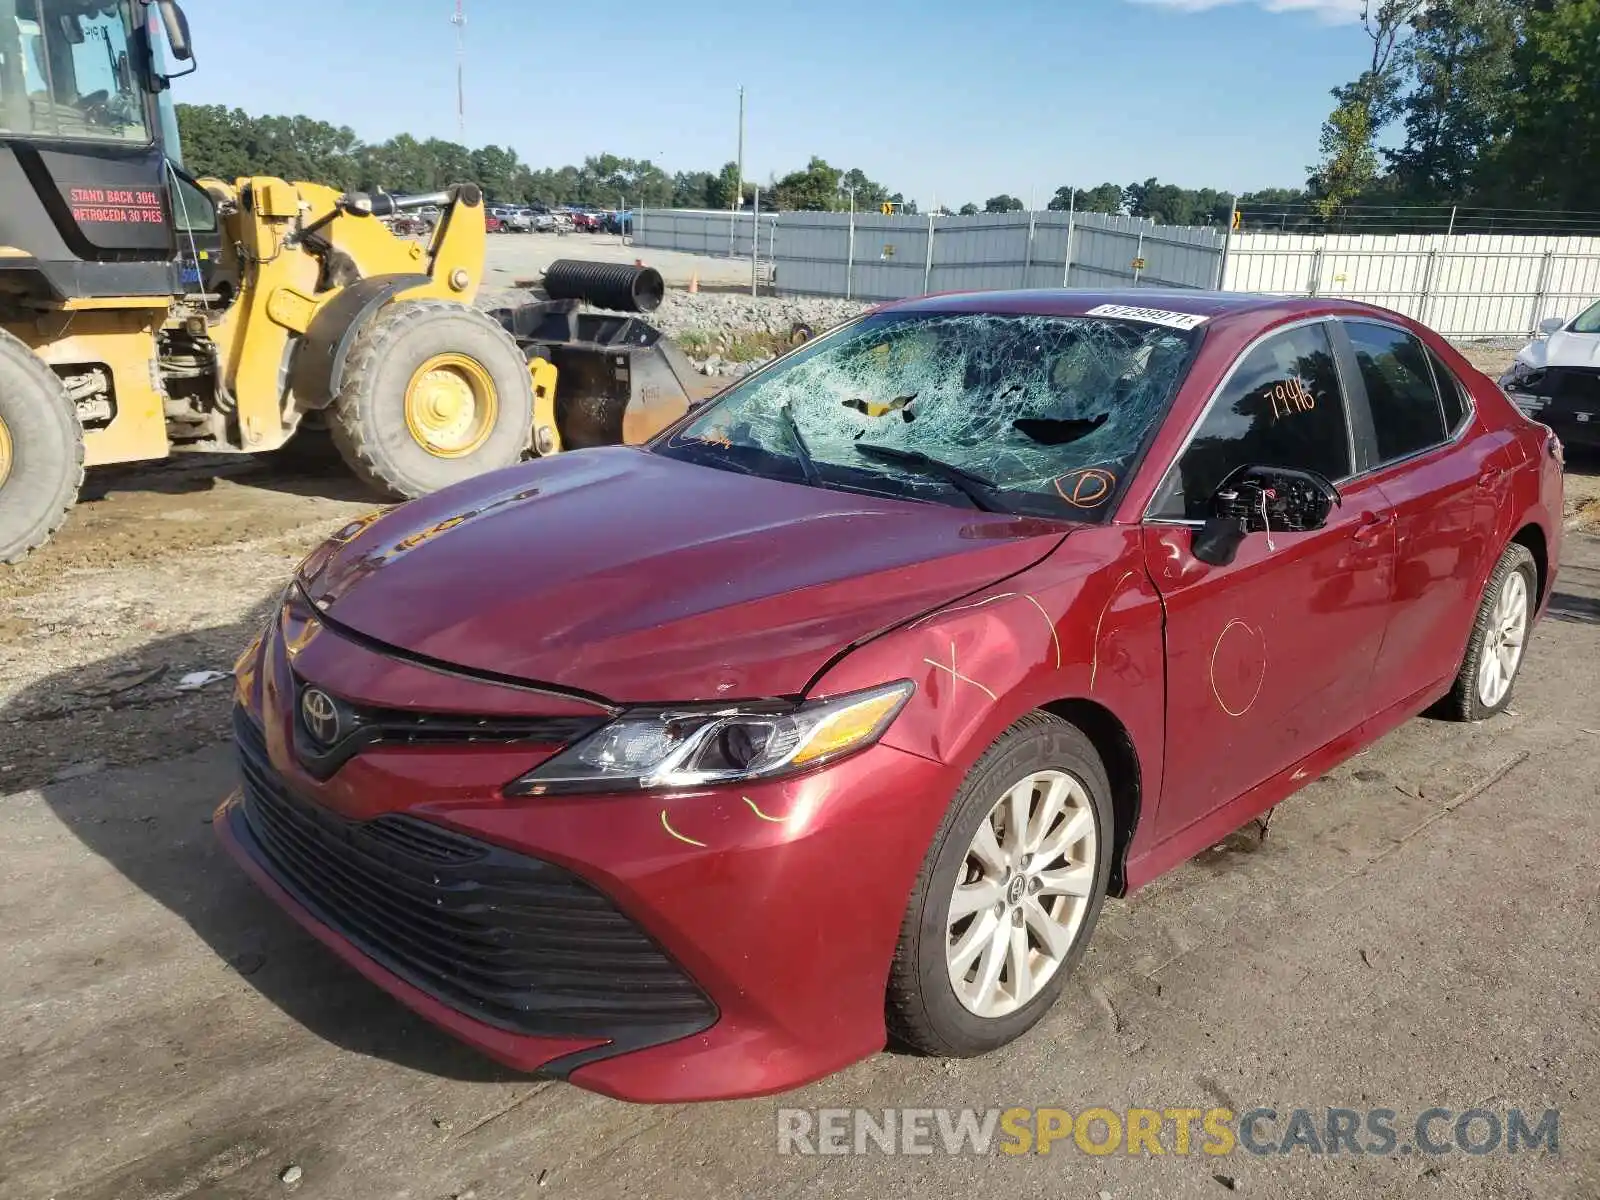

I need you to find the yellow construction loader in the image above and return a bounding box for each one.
[0,0,704,563]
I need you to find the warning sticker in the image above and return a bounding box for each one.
[68,186,166,226]
[1085,303,1208,331]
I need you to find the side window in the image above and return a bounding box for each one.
[1427,348,1470,436]
[1150,323,1351,521]
[1345,322,1447,463]
[167,169,218,234]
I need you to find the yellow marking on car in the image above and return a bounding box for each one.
[660,810,707,849]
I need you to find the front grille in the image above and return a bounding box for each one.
[291,679,606,778]
[1545,367,1600,405]
[231,708,716,1043]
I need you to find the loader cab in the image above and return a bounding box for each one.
[0,0,203,304]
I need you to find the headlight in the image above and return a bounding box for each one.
[506,680,914,795]
[1500,363,1545,393]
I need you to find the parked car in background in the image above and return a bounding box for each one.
[571,211,601,232]
[219,289,1561,1103]
[502,209,532,233]
[1500,298,1600,448]
[485,214,503,234]
[603,210,633,235]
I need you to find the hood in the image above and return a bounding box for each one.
[301,447,1068,701]
[1512,329,1600,374]
[1544,329,1600,370]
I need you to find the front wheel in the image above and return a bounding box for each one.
[0,330,83,564]
[329,300,534,500]
[887,713,1113,1057]
[1443,542,1537,721]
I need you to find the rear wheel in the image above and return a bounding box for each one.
[329,300,534,499]
[1443,542,1537,721]
[887,713,1113,1056]
[0,330,83,564]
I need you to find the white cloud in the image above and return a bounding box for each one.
[1125,0,1365,21]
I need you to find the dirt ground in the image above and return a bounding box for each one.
[1,334,1599,1198]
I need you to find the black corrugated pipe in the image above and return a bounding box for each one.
[542,259,666,313]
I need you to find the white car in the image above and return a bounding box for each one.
[1500,299,1600,448]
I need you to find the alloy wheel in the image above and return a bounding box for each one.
[1477,569,1529,709]
[946,769,1099,1018]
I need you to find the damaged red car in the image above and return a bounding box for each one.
[218,290,1564,1102]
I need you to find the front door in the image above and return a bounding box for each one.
[1143,320,1397,841]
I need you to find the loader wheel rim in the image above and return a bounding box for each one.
[0,413,12,489]
[403,353,498,458]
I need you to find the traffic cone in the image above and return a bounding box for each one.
[688,272,699,294]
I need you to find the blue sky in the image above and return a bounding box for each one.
[178,0,1370,205]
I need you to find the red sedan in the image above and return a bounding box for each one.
[218,290,1564,1102]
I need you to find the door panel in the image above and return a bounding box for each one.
[1369,438,1508,705]
[1143,319,1396,842]
[1145,478,1394,840]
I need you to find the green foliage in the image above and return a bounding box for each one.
[1489,0,1600,211]
[957,203,979,216]
[984,195,1023,213]
[1314,96,1379,219]
[772,157,843,211]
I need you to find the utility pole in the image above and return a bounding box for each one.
[735,86,745,206]
[452,0,466,143]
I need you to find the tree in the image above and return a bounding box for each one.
[1311,0,1423,217]
[984,194,1023,213]
[470,144,522,202]
[1385,0,1517,202]
[957,203,979,216]
[1489,0,1600,212]
[706,161,743,210]
[772,157,843,211]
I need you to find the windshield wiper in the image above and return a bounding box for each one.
[775,403,821,486]
[853,443,1007,513]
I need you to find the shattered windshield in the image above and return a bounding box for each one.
[655,310,1199,519]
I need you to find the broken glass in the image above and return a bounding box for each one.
[658,310,1200,520]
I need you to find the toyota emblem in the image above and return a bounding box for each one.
[300,687,342,746]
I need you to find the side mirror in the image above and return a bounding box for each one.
[1190,464,1342,567]
[1538,316,1565,336]
[157,0,192,61]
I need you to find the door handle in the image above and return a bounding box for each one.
[1351,512,1394,542]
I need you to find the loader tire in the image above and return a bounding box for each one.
[328,300,534,500]
[0,330,83,565]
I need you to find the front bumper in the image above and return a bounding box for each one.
[216,606,956,1102]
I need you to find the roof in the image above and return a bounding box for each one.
[884,288,1391,326]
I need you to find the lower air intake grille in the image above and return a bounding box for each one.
[230,708,716,1043]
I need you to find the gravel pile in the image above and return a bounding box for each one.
[648,292,870,377]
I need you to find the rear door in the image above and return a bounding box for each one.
[1331,320,1503,711]
[1143,320,1397,840]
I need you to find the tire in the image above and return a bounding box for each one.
[328,300,534,499]
[1442,542,1537,721]
[886,712,1114,1057]
[0,329,83,564]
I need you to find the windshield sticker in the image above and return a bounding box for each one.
[1084,303,1208,331]
[1055,467,1117,508]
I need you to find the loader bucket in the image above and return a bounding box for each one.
[490,300,722,449]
